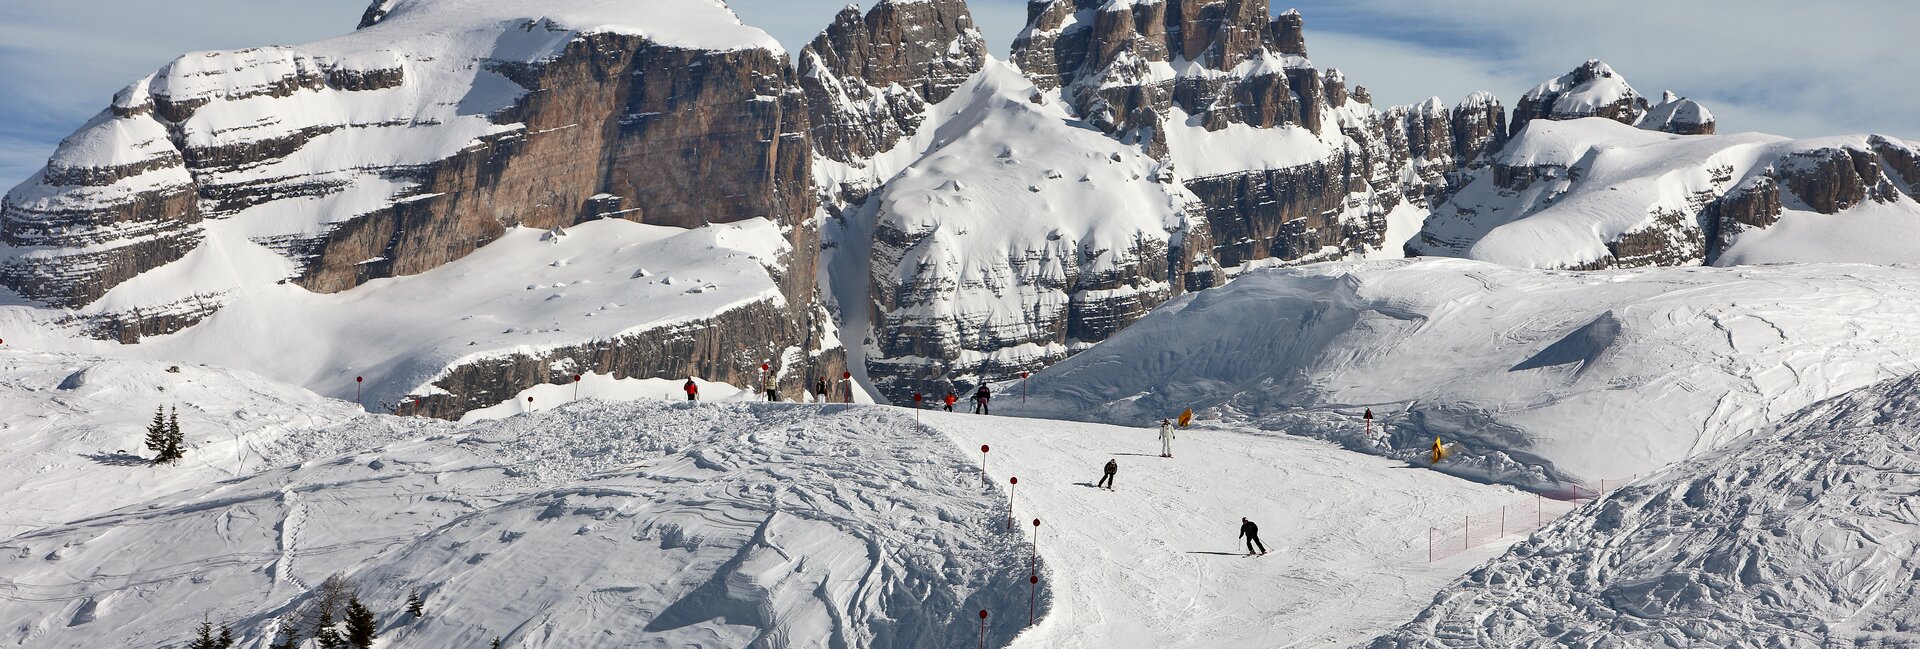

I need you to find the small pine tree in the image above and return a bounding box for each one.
[186,616,217,649]
[144,407,169,464]
[344,595,378,649]
[268,621,301,649]
[217,625,234,649]
[406,590,425,619]
[315,609,347,649]
[491,637,502,649]
[165,405,186,463]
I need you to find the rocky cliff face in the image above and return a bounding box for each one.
[818,0,1513,401]
[1,0,839,417]
[799,0,987,165]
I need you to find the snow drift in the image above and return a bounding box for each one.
[1373,372,1920,647]
[0,400,1028,648]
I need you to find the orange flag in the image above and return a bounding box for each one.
[1177,408,1193,427]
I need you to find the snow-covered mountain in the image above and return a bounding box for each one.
[3,0,1917,417]
[1006,258,1920,487]
[1372,372,1920,646]
[0,0,837,417]
[1410,62,1920,270]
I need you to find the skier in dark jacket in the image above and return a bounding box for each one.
[683,378,699,401]
[973,385,992,415]
[1239,517,1267,556]
[1096,458,1117,490]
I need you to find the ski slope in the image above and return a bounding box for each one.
[921,410,1527,648]
[0,353,1533,649]
[1006,258,1920,488]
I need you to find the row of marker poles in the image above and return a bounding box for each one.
[978,519,1045,646]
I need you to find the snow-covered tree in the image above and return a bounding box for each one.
[143,407,170,464]
[185,615,233,649]
[166,406,184,461]
[406,590,425,619]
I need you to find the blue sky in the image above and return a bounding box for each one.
[3,0,1915,192]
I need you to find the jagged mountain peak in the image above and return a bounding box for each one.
[1512,58,1649,135]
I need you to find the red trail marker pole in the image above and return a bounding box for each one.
[1029,574,1039,626]
[573,374,582,400]
[977,610,988,649]
[841,370,852,403]
[980,444,990,485]
[1363,408,1373,437]
[1020,371,1029,404]
[355,376,363,405]
[1007,476,1017,529]
[1030,518,1041,573]
[912,392,923,425]
[526,395,535,413]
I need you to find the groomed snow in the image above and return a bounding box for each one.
[924,410,1526,648]
[1007,258,1920,486]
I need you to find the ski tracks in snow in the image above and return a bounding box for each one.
[925,412,1527,648]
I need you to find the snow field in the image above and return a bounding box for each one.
[0,218,790,412]
[0,400,1031,648]
[921,410,1529,648]
[0,349,439,540]
[1006,258,1920,487]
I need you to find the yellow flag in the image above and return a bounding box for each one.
[1431,437,1451,464]
[1177,408,1193,427]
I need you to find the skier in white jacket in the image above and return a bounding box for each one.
[1158,419,1175,458]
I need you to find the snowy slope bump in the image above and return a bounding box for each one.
[1374,372,1920,647]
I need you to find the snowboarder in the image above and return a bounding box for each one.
[1096,458,1117,490]
[683,378,699,401]
[973,385,991,415]
[1239,517,1267,556]
[815,377,829,402]
[943,392,958,412]
[763,373,779,402]
[1158,418,1175,458]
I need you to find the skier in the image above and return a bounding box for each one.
[683,378,699,401]
[943,391,958,412]
[815,377,829,402]
[1239,517,1267,556]
[763,373,779,402]
[1158,418,1175,458]
[973,385,992,415]
[1096,458,1117,490]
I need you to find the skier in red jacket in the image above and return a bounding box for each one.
[683,378,699,401]
[943,392,958,412]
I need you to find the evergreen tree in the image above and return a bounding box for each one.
[186,616,218,649]
[144,407,169,464]
[217,625,234,649]
[491,637,502,649]
[406,590,425,619]
[344,595,378,649]
[267,621,301,649]
[314,609,347,649]
[166,405,186,463]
